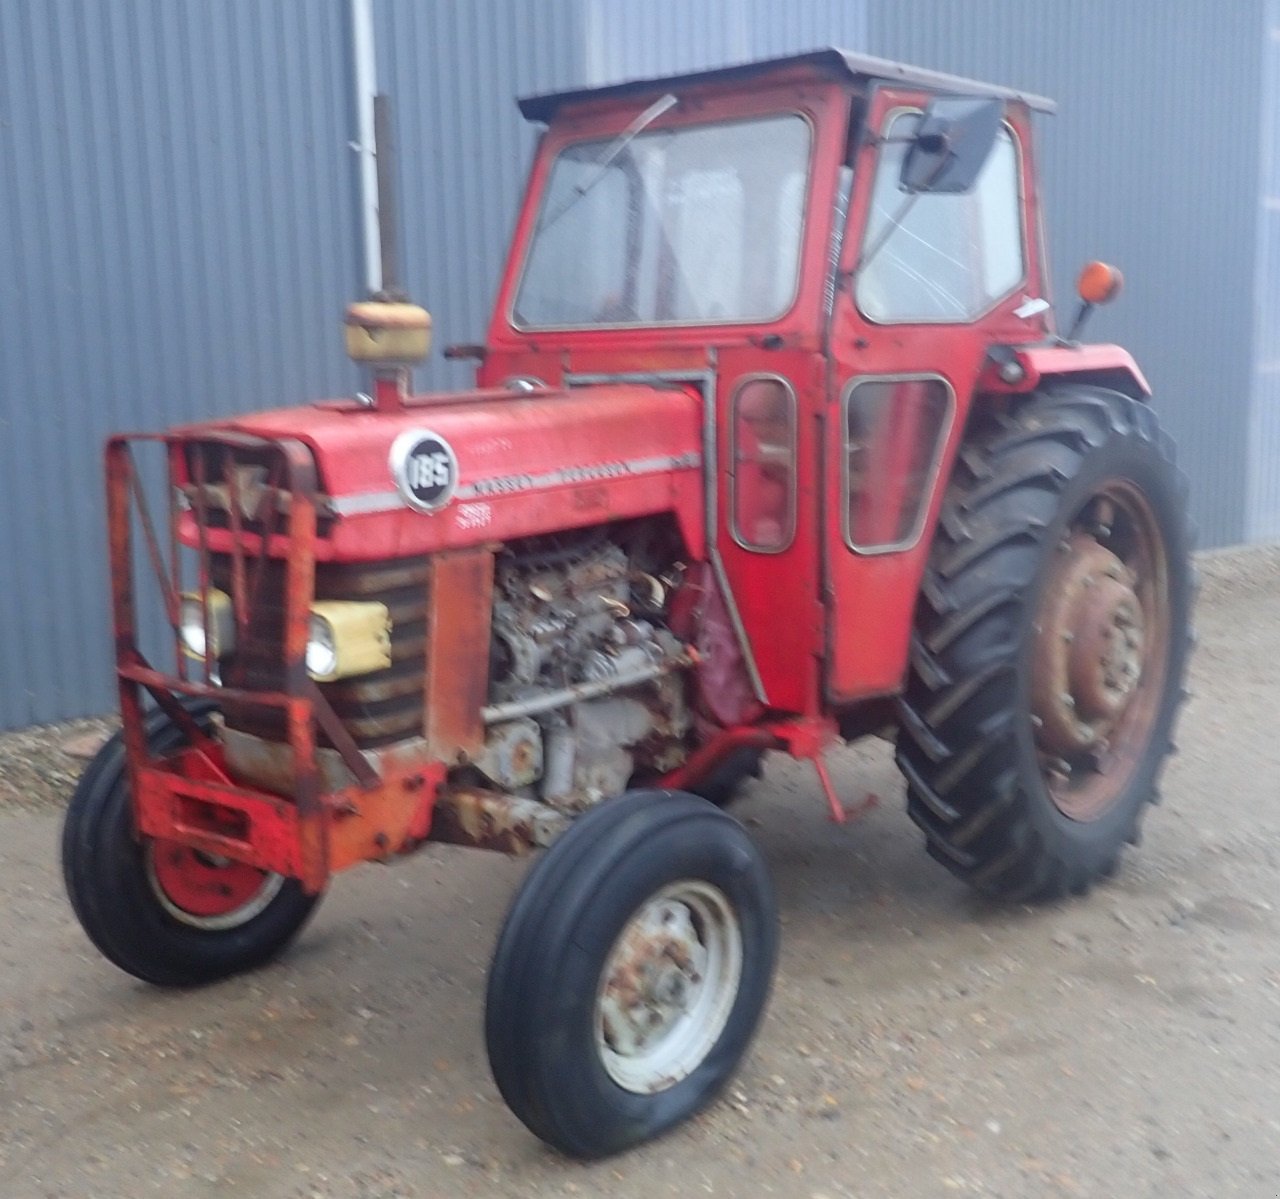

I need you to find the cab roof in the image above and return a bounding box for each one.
[518,47,1056,123]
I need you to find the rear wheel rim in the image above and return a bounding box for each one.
[1030,480,1171,821]
[145,840,285,930]
[594,880,743,1094]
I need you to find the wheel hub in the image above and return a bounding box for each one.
[599,899,708,1058]
[146,839,284,930]
[1032,533,1145,757]
[595,880,742,1094]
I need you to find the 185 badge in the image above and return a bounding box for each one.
[390,429,458,513]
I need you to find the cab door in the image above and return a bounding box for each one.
[824,86,1044,702]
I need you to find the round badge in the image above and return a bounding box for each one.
[389,429,459,513]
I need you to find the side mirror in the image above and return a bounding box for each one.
[900,96,1004,194]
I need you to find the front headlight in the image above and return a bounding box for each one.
[306,601,392,681]
[306,615,338,680]
[179,589,235,660]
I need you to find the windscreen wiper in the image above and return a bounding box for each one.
[537,93,679,234]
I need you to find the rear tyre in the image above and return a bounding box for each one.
[896,385,1193,901]
[62,702,321,986]
[485,790,778,1158]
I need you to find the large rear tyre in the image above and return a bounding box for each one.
[62,702,321,986]
[897,386,1193,901]
[484,790,778,1159]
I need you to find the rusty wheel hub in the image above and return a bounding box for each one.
[1028,483,1170,822]
[1032,533,1146,758]
[595,881,742,1094]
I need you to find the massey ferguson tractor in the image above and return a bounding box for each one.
[64,50,1192,1158]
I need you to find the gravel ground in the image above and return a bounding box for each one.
[0,545,1278,1198]
[0,716,113,810]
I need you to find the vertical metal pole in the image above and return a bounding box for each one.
[350,0,381,295]
[371,92,410,409]
[373,93,404,301]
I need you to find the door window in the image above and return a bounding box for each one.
[844,377,952,552]
[730,376,797,552]
[857,112,1024,323]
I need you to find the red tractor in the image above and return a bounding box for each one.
[64,50,1192,1158]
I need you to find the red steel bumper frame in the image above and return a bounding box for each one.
[106,431,442,894]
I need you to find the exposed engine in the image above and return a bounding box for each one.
[474,526,690,808]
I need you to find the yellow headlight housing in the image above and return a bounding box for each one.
[306,601,392,681]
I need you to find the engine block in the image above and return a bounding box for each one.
[479,531,690,806]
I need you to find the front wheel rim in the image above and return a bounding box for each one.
[595,880,743,1095]
[145,840,286,931]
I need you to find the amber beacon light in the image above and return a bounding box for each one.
[1077,260,1124,305]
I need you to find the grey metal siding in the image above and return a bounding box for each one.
[578,0,868,82]
[1250,3,1280,539]
[867,0,1265,549]
[0,0,361,728]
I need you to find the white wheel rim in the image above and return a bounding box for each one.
[594,880,743,1095]
[143,843,286,931]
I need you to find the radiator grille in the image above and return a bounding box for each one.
[214,554,429,749]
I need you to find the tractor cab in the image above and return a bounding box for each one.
[477,50,1138,717]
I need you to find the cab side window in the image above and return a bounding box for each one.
[857,112,1024,323]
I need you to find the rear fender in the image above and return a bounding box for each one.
[979,343,1151,400]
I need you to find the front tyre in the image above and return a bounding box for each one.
[484,790,778,1159]
[897,386,1193,901]
[62,702,321,986]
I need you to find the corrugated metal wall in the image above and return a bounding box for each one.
[1251,0,1280,540]
[0,0,1269,729]
[0,0,361,728]
[577,0,868,82]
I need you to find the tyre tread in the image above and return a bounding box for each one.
[895,386,1194,901]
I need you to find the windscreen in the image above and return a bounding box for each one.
[513,114,811,328]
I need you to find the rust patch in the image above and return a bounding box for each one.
[1030,483,1173,823]
[1032,533,1143,758]
[424,548,494,761]
[429,787,568,855]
